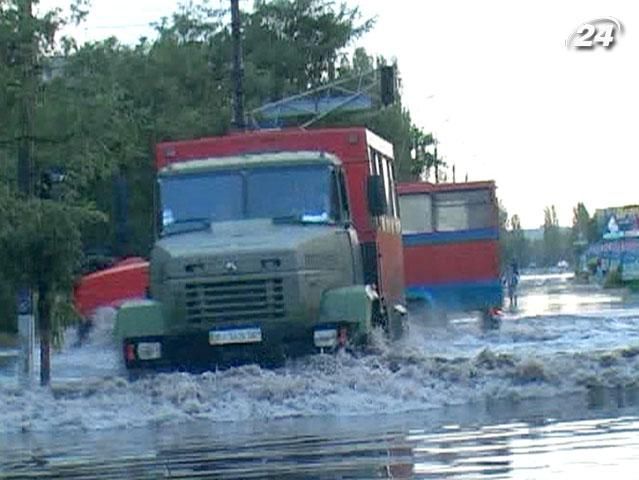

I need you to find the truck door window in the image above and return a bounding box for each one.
[369,147,399,219]
[329,168,341,221]
[337,169,350,221]
[381,155,392,215]
[369,147,379,175]
[385,157,399,218]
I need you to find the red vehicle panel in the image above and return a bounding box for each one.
[403,241,500,285]
[74,258,149,318]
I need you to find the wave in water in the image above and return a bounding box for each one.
[3,305,639,433]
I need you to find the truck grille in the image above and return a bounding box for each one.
[184,278,285,324]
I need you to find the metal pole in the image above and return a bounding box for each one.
[17,0,46,385]
[16,0,35,385]
[230,0,245,130]
[17,0,35,196]
[434,144,439,183]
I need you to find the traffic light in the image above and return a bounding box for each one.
[380,65,396,106]
[39,167,65,199]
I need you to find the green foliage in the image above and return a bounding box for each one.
[543,205,561,266]
[571,202,598,244]
[498,202,511,267]
[0,0,435,341]
[500,210,530,269]
[570,202,598,271]
[0,196,87,291]
[330,103,427,181]
[327,48,438,181]
[0,1,108,352]
[246,0,374,96]
[0,188,103,339]
[509,214,529,266]
[603,267,623,289]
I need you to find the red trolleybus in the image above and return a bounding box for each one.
[398,180,502,323]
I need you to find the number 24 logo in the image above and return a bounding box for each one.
[567,17,623,50]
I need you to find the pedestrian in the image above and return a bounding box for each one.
[505,261,520,309]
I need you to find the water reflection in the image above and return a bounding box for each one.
[512,273,626,318]
[3,400,639,479]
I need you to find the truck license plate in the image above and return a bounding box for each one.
[209,327,262,346]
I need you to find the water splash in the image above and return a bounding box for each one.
[2,277,639,434]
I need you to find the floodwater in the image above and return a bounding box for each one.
[2,273,639,478]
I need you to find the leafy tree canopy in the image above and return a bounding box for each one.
[0,0,438,348]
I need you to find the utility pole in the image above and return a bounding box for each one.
[230,0,245,130]
[17,0,35,196]
[434,142,439,183]
[16,0,38,385]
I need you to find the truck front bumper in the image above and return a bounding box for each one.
[122,322,349,372]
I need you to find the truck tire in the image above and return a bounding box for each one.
[408,299,447,327]
[388,312,408,341]
[376,300,407,341]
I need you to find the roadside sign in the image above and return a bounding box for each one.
[17,288,33,315]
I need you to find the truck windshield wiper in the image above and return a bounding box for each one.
[162,217,211,237]
[272,213,331,225]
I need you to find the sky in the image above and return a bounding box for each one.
[40,0,639,228]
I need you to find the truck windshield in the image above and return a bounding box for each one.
[159,164,334,234]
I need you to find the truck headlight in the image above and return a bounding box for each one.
[314,328,337,348]
[136,341,162,360]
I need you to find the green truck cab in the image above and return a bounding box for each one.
[116,128,406,371]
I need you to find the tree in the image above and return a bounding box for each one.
[245,0,374,100]
[0,0,105,385]
[498,202,512,267]
[0,0,441,379]
[0,189,102,384]
[543,205,562,267]
[498,208,530,269]
[37,1,385,255]
[509,214,529,267]
[313,49,438,181]
[571,202,598,244]
[570,202,600,272]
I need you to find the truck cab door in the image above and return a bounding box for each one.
[365,152,405,310]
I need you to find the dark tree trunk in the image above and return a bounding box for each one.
[37,283,51,386]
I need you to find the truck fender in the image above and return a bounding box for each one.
[318,285,376,342]
[114,299,167,341]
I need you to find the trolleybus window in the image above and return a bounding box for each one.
[398,193,433,233]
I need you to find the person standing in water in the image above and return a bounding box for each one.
[505,261,520,309]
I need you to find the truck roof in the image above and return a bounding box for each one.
[158,150,340,175]
[155,127,393,170]
[397,180,496,195]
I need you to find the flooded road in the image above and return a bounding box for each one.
[2,273,639,478]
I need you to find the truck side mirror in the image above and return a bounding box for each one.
[367,175,387,217]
